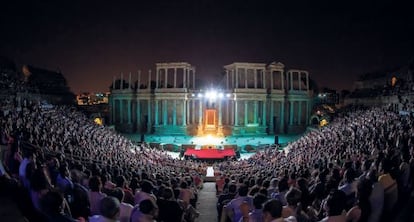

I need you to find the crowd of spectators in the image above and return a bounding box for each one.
[0,103,205,222]
[0,66,414,221]
[214,104,414,222]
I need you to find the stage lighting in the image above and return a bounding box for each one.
[197,93,203,98]
[218,92,224,98]
[207,90,217,99]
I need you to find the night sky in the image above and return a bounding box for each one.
[1,0,413,94]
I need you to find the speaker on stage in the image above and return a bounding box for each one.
[274,135,279,145]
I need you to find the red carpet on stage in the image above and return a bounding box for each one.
[184,148,235,159]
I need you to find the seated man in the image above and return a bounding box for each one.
[262,199,296,222]
[319,190,347,222]
[225,184,253,222]
[130,199,158,222]
[89,196,120,222]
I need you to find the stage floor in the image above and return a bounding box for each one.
[184,148,236,159]
[125,134,301,147]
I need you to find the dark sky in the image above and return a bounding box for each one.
[1,0,413,93]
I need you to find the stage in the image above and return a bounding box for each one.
[184,147,236,160]
[124,134,302,153]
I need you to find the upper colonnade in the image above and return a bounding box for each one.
[155,62,196,89]
[111,62,196,91]
[223,61,310,92]
[111,61,310,93]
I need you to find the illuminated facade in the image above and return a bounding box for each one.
[109,62,313,135]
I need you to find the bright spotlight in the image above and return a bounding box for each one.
[226,93,231,98]
[191,93,195,97]
[206,90,217,99]
[197,93,203,98]
[218,93,224,98]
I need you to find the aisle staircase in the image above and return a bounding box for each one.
[196,182,217,222]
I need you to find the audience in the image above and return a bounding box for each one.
[1,68,414,222]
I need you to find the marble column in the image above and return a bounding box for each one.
[192,69,195,89]
[226,70,229,89]
[290,72,293,90]
[262,100,266,126]
[136,99,141,127]
[234,101,238,126]
[154,100,159,125]
[231,70,235,88]
[120,99,124,123]
[235,68,239,88]
[254,101,258,124]
[269,100,274,133]
[174,68,177,88]
[230,100,234,125]
[244,100,248,126]
[182,100,187,126]
[192,100,195,124]
[226,100,230,125]
[164,68,168,88]
[262,69,266,89]
[198,99,202,126]
[244,68,248,88]
[147,99,151,131]
[270,70,274,89]
[173,100,177,126]
[254,69,257,88]
[163,100,167,126]
[281,71,284,91]
[186,69,189,88]
[183,68,186,88]
[298,72,301,91]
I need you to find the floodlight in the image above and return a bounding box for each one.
[206,90,217,99]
